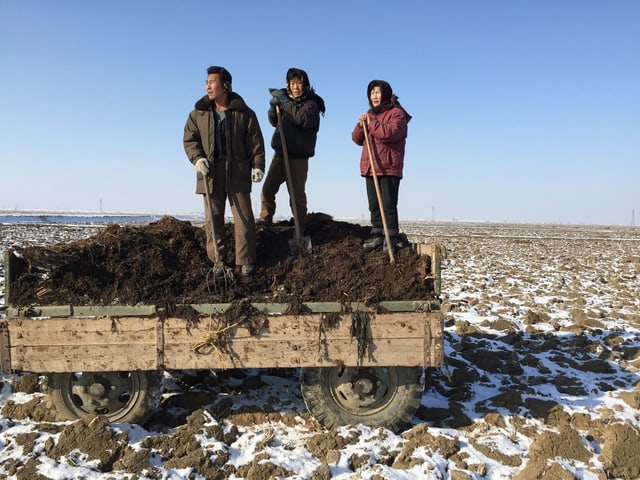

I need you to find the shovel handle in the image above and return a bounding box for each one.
[276,105,305,243]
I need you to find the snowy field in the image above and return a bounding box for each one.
[1,220,639,479]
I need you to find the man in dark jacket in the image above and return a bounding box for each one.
[259,68,325,230]
[183,66,265,276]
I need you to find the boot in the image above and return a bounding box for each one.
[383,236,399,254]
[395,233,409,250]
[363,236,384,252]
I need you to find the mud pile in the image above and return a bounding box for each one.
[8,214,433,306]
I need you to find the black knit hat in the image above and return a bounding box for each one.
[367,80,393,107]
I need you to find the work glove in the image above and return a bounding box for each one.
[252,168,264,183]
[195,158,209,176]
[269,88,289,107]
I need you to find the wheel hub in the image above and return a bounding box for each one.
[86,380,107,398]
[332,368,392,411]
[352,377,375,397]
[69,373,135,413]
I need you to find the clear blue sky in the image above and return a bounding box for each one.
[1,1,638,225]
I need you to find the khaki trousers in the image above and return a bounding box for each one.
[203,168,256,266]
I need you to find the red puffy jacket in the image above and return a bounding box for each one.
[352,103,411,178]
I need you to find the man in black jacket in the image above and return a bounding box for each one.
[259,68,325,230]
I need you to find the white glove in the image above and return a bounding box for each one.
[252,168,264,183]
[195,158,209,176]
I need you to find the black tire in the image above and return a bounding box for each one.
[300,366,424,433]
[46,370,163,424]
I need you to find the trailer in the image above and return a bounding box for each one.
[1,243,445,433]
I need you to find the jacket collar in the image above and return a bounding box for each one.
[194,92,247,111]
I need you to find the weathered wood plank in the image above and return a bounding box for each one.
[164,337,426,369]
[6,317,158,372]
[164,312,438,369]
[164,313,427,343]
[428,315,445,366]
[8,317,158,345]
[11,344,157,372]
[0,323,11,374]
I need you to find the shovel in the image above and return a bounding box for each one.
[362,118,395,264]
[201,171,233,290]
[276,105,312,254]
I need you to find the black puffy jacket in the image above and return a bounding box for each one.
[268,88,325,158]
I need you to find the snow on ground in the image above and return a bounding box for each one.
[0,220,639,479]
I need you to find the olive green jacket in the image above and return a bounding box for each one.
[184,92,265,193]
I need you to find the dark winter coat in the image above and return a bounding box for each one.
[184,92,265,193]
[268,88,324,158]
[351,100,411,178]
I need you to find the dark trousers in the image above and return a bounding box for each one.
[260,153,309,228]
[365,175,401,236]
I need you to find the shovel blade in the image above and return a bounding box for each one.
[289,235,312,255]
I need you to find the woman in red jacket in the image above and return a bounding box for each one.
[352,80,411,252]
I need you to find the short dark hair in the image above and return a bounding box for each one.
[206,66,232,91]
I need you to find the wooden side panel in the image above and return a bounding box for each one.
[5,311,444,372]
[6,317,158,372]
[163,312,440,369]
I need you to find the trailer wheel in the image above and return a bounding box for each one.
[300,366,424,433]
[46,370,163,424]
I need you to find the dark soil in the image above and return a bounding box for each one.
[8,214,434,307]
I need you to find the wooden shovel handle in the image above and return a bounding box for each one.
[362,118,395,264]
[276,105,305,243]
